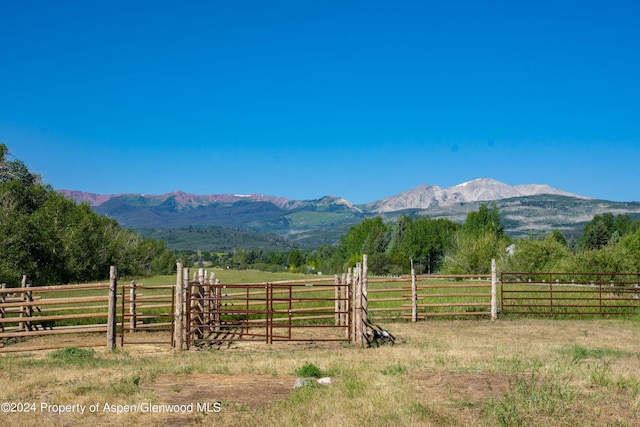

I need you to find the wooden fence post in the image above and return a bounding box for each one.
[183,266,190,350]
[347,268,353,342]
[174,262,184,350]
[213,274,221,334]
[334,274,340,325]
[411,267,417,322]
[25,279,34,331]
[354,262,363,348]
[195,268,205,339]
[129,280,137,332]
[19,275,27,331]
[107,266,118,351]
[340,273,347,329]
[491,258,498,320]
[208,271,216,334]
[362,254,368,332]
[1,283,5,333]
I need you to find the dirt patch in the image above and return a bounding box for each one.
[146,373,296,408]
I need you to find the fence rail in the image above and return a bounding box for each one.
[501,272,640,316]
[0,279,112,352]
[120,282,175,347]
[364,273,494,321]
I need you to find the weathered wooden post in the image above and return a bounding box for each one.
[183,266,190,350]
[107,266,118,351]
[19,275,27,331]
[340,273,347,328]
[129,280,137,332]
[354,262,363,348]
[174,262,184,350]
[334,274,340,326]
[197,268,206,339]
[347,268,354,342]
[411,267,418,322]
[362,254,369,335]
[491,258,498,321]
[25,279,33,331]
[1,283,6,333]
[208,271,216,334]
[214,275,221,334]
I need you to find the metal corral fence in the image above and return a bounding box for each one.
[501,272,640,316]
[177,258,499,349]
[182,278,351,348]
[365,274,494,321]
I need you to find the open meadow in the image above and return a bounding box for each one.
[1,316,640,427]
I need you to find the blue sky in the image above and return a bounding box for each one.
[2,0,639,204]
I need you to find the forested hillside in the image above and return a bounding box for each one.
[0,144,176,285]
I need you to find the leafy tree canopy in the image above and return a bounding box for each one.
[0,143,175,285]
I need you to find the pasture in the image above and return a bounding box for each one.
[1,317,640,426]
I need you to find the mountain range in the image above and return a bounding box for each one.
[60,178,640,250]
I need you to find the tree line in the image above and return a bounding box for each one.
[0,144,176,286]
[181,204,640,276]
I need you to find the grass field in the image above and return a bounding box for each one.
[1,317,640,426]
[2,270,640,426]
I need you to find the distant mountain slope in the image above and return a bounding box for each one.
[59,179,640,250]
[136,226,298,252]
[363,178,589,213]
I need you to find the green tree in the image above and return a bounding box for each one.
[503,234,572,273]
[332,217,390,270]
[463,203,504,237]
[287,249,304,269]
[0,143,176,285]
[441,204,509,274]
[396,216,459,274]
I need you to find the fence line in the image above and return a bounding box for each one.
[0,275,114,353]
[0,260,499,352]
[501,272,640,316]
[4,258,638,353]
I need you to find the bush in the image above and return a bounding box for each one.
[295,362,327,378]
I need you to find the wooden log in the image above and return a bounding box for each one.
[0,341,106,353]
[411,268,417,323]
[0,296,108,308]
[347,267,356,344]
[362,255,368,328]
[19,275,27,331]
[1,325,108,338]
[0,312,110,324]
[334,274,340,326]
[491,258,498,320]
[0,283,5,333]
[0,282,109,294]
[354,262,362,347]
[129,280,137,332]
[107,266,117,351]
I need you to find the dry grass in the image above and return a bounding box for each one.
[1,318,640,426]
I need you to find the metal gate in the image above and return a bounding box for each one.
[184,280,351,348]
